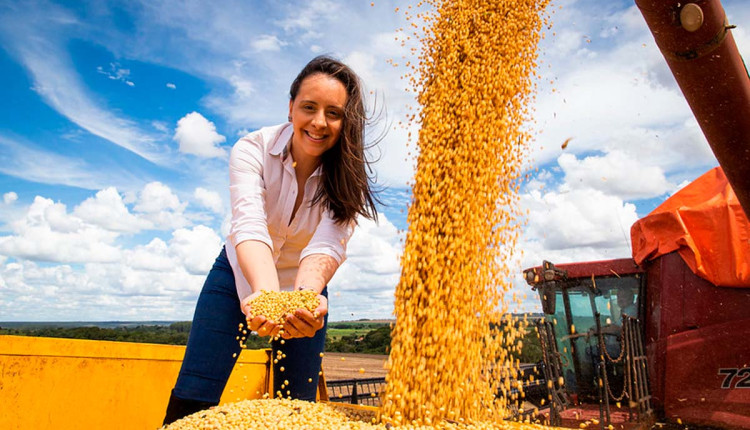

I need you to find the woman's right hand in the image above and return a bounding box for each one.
[242,291,281,338]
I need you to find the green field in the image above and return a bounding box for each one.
[326,321,390,340]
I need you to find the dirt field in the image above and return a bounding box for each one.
[322,352,388,381]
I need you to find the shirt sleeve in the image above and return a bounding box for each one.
[228,135,273,251]
[299,210,355,264]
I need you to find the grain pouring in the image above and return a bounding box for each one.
[382,0,550,425]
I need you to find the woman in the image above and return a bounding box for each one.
[163,56,379,425]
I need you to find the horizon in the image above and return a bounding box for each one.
[0,313,546,326]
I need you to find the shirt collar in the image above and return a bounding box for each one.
[269,123,323,178]
[269,123,294,158]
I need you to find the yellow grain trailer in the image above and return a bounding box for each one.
[0,335,272,429]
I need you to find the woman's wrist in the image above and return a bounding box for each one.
[297,285,318,293]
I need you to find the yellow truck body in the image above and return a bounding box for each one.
[0,335,272,430]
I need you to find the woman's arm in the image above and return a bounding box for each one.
[294,253,339,294]
[282,215,355,338]
[282,253,340,339]
[229,132,284,336]
[228,131,283,337]
[236,240,281,294]
[236,240,284,338]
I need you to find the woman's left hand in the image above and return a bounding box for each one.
[281,294,327,339]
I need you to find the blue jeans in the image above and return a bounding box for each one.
[172,246,328,403]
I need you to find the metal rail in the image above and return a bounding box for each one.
[593,314,653,429]
[624,316,652,419]
[326,377,385,406]
[537,319,570,426]
[326,364,548,411]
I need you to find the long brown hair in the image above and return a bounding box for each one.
[289,55,380,224]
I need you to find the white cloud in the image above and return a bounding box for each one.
[670,179,692,196]
[0,187,225,320]
[250,34,287,52]
[151,120,169,133]
[220,212,232,239]
[124,238,174,272]
[193,187,224,214]
[0,134,145,191]
[551,28,585,57]
[0,180,210,271]
[522,188,638,251]
[173,112,227,158]
[276,0,342,33]
[227,74,255,99]
[558,151,672,200]
[96,62,134,87]
[328,213,403,320]
[135,182,182,212]
[3,192,18,204]
[73,187,149,233]
[133,182,189,230]
[0,196,121,263]
[169,225,224,275]
[0,252,209,321]
[166,82,176,89]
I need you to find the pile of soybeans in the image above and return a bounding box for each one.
[161,398,548,430]
[163,0,550,428]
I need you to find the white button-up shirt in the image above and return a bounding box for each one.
[226,123,355,301]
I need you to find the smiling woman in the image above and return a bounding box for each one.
[288,74,346,162]
[162,55,381,425]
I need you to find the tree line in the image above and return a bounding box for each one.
[0,322,192,346]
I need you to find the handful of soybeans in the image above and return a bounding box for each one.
[248,290,320,325]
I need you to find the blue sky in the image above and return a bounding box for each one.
[0,0,747,321]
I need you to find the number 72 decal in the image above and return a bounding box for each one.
[719,368,750,389]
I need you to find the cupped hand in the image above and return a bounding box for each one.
[280,294,328,339]
[241,291,282,338]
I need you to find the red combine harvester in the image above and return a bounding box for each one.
[523,1,750,428]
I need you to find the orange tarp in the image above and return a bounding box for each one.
[631,167,750,287]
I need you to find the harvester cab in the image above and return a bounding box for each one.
[524,260,652,428]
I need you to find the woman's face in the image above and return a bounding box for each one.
[288,73,347,164]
